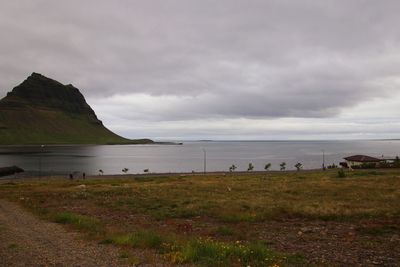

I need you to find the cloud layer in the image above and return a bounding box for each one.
[1,0,400,139]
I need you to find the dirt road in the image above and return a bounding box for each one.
[0,200,128,267]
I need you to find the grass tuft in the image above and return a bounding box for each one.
[171,238,281,266]
[108,231,298,266]
[110,230,164,249]
[219,213,257,223]
[7,243,18,249]
[53,212,101,232]
[215,226,234,236]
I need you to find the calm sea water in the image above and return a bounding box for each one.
[1,140,400,176]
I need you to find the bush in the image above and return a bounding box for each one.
[229,164,237,172]
[337,169,346,178]
[247,163,254,172]
[280,162,286,171]
[264,163,271,171]
[294,162,302,171]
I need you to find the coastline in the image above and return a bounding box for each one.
[1,168,338,180]
[0,141,182,148]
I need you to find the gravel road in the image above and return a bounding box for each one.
[0,200,129,267]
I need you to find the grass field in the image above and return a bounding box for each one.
[1,169,399,266]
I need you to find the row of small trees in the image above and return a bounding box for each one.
[98,162,304,175]
[229,162,303,172]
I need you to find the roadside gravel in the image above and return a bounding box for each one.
[0,200,129,267]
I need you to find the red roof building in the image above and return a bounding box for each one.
[342,155,384,168]
[343,155,383,163]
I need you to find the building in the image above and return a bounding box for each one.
[342,155,383,168]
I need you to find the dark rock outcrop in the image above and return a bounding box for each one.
[0,166,24,177]
[1,73,101,125]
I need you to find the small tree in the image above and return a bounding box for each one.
[247,163,254,172]
[295,162,302,171]
[98,169,103,175]
[264,163,271,171]
[122,168,129,174]
[280,162,286,171]
[229,164,237,172]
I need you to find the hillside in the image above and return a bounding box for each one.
[0,73,153,145]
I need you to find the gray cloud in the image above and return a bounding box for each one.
[1,0,400,138]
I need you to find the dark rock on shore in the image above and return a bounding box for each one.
[0,166,24,177]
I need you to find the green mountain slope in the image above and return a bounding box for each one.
[0,73,153,145]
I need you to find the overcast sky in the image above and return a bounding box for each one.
[1,0,400,140]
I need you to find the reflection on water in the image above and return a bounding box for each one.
[0,140,400,175]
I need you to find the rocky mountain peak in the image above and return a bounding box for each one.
[2,73,100,123]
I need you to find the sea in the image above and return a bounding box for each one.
[1,140,400,176]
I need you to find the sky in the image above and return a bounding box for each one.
[1,0,400,140]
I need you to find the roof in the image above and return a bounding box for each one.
[343,155,383,163]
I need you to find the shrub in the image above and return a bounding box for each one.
[280,162,286,171]
[229,164,237,172]
[337,169,346,178]
[247,163,254,172]
[294,162,302,171]
[264,163,271,171]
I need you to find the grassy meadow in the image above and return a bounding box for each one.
[1,169,399,266]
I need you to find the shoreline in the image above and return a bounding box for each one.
[0,168,354,181]
[0,142,182,148]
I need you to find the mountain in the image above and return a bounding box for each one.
[0,73,153,145]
